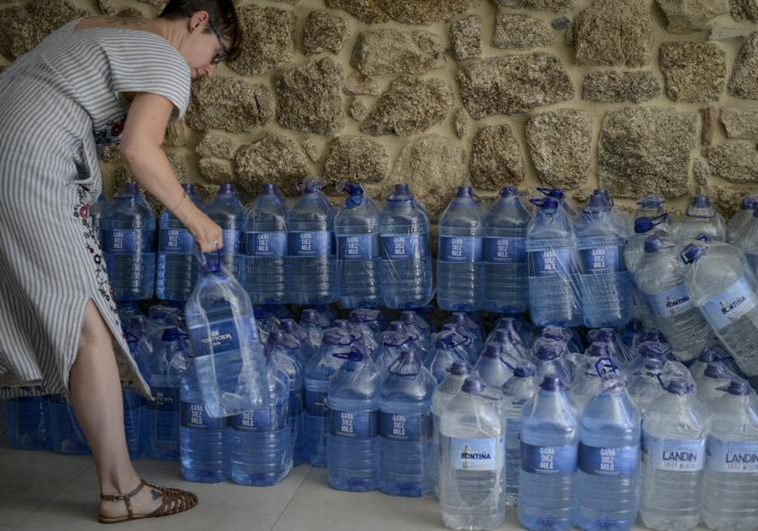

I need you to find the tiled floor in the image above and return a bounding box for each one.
[0,443,710,531]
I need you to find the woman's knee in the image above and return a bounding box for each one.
[78,301,114,352]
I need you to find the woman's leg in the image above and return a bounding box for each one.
[68,300,162,518]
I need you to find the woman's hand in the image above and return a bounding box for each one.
[176,200,224,253]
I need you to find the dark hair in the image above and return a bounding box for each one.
[159,0,241,60]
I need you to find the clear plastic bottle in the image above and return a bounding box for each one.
[379,349,437,497]
[205,184,245,281]
[474,344,512,389]
[299,308,330,353]
[179,359,228,483]
[448,312,485,353]
[286,180,336,305]
[634,235,714,362]
[268,330,306,466]
[639,378,707,531]
[439,378,505,530]
[526,197,581,327]
[624,215,670,274]
[483,186,531,314]
[696,363,732,408]
[627,357,665,414]
[122,388,144,459]
[400,310,433,354]
[243,184,288,305]
[47,395,91,455]
[4,396,48,451]
[727,196,758,244]
[519,375,579,531]
[587,328,633,368]
[327,349,383,492]
[349,308,384,355]
[437,186,484,312]
[303,328,351,467]
[532,337,574,386]
[438,323,479,367]
[156,183,202,302]
[576,196,632,328]
[280,318,313,366]
[683,243,758,376]
[101,183,157,301]
[577,378,640,531]
[502,364,539,507]
[335,184,381,309]
[427,329,471,383]
[674,196,727,243]
[379,184,434,309]
[570,342,618,413]
[689,346,738,386]
[703,379,758,531]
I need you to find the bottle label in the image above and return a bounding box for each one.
[579,443,638,476]
[245,231,287,257]
[158,228,194,253]
[148,387,179,411]
[580,246,624,274]
[451,437,500,471]
[528,249,572,276]
[707,436,758,473]
[328,409,379,439]
[520,443,577,474]
[230,404,288,432]
[222,229,242,254]
[505,418,522,451]
[305,390,328,417]
[379,411,433,442]
[102,229,155,254]
[646,283,694,318]
[189,317,258,357]
[180,402,227,430]
[484,237,526,264]
[701,278,758,331]
[288,231,332,257]
[438,236,483,263]
[641,431,705,471]
[381,234,425,260]
[337,234,379,260]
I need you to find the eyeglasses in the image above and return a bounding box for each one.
[208,20,231,65]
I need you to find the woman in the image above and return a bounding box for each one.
[0,0,239,523]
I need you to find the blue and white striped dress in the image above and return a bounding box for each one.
[0,19,191,399]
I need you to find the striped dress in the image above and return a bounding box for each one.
[0,19,191,399]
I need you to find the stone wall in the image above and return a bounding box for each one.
[2,0,758,220]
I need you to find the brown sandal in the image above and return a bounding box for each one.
[98,479,198,524]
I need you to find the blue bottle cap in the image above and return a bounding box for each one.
[741,196,758,210]
[204,254,221,273]
[666,378,692,395]
[727,380,751,396]
[692,195,711,208]
[513,364,536,378]
[333,319,351,330]
[595,329,617,342]
[541,197,560,210]
[541,326,569,342]
[456,186,473,198]
[350,309,382,324]
[121,182,139,195]
[492,329,515,344]
[280,319,299,334]
[261,183,277,195]
[534,339,563,361]
[322,328,352,346]
[435,330,467,349]
[388,321,406,333]
[538,187,565,201]
[388,184,413,203]
[300,309,320,324]
[625,319,644,334]
[644,234,665,253]
[540,374,565,391]
[220,183,235,193]
[462,378,485,395]
[161,327,182,342]
[586,342,610,358]
[500,186,520,198]
[346,183,364,196]
[482,343,503,359]
[302,180,322,194]
[639,341,671,359]
[681,243,706,264]
[704,363,727,379]
[449,313,474,328]
[449,360,472,376]
[637,195,665,208]
[699,346,728,363]
[644,357,664,372]
[644,329,666,343]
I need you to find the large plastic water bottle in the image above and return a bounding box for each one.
[538,187,577,219]
[577,378,640,531]
[633,195,671,235]
[327,349,383,492]
[243,184,288,304]
[268,330,305,466]
[532,337,574,385]
[627,357,665,414]
[570,343,618,413]
[349,308,384,355]
[4,396,47,451]
[300,308,330,353]
[401,310,433,354]
[101,183,156,301]
[374,323,414,372]
[179,359,229,483]
[576,197,632,328]
[639,378,707,531]
[634,235,714,362]
[379,184,434,309]
[727,195,758,244]
[519,375,579,531]
[623,215,669,274]
[304,328,351,467]
[439,377,505,530]
[144,327,187,461]
[205,184,245,281]
[674,195,727,243]
[696,363,732,408]
[437,186,484,312]
[156,184,202,301]
[230,359,291,486]
[527,197,581,327]
[185,254,269,418]
[502,364,539,507]
[379,349,437,497]
[587,328,633,368]
[335,184,381,309]
[427,329,471,383]
[482,186,530,314]
[703,379,758,531]
[280,318,313,365]
[448,312,485,352]
[47,395,91,455]
[89,193,109,247]
[474,344,512,388]
[122,388,144,459]
[689,346,738,385]
[286,180,335,305]
[683,243,758,376]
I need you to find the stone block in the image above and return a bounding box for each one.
[720,107,758,140]
[582,71,661,103]
[227,5,295,76]
[343,72,382,96]
[450,15,482,61]
[198,158,235,185]
[706,142,758,183]
[302,11,350,55]
[492,0,575,10]
[655,0,729,33]
[234,132,312,196]
[659,42,727,103]
[325,0,475,26]
[469,125,524,191]
[731,0,758,22]
[729,32,758,100]
[349,98,370,122]
[526,109,592,189]
[493,14,554,49]
[324,136,389,188]
[196,132,237,160]
[351,29,446,76]
[454,109,469,139]
[186,77,273,133]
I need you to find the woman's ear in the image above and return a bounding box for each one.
[188,10,210,33]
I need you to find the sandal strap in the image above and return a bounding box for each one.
[146,484,198,518]
[99,479,147,520]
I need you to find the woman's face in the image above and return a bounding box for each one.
[180,14,232,80]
